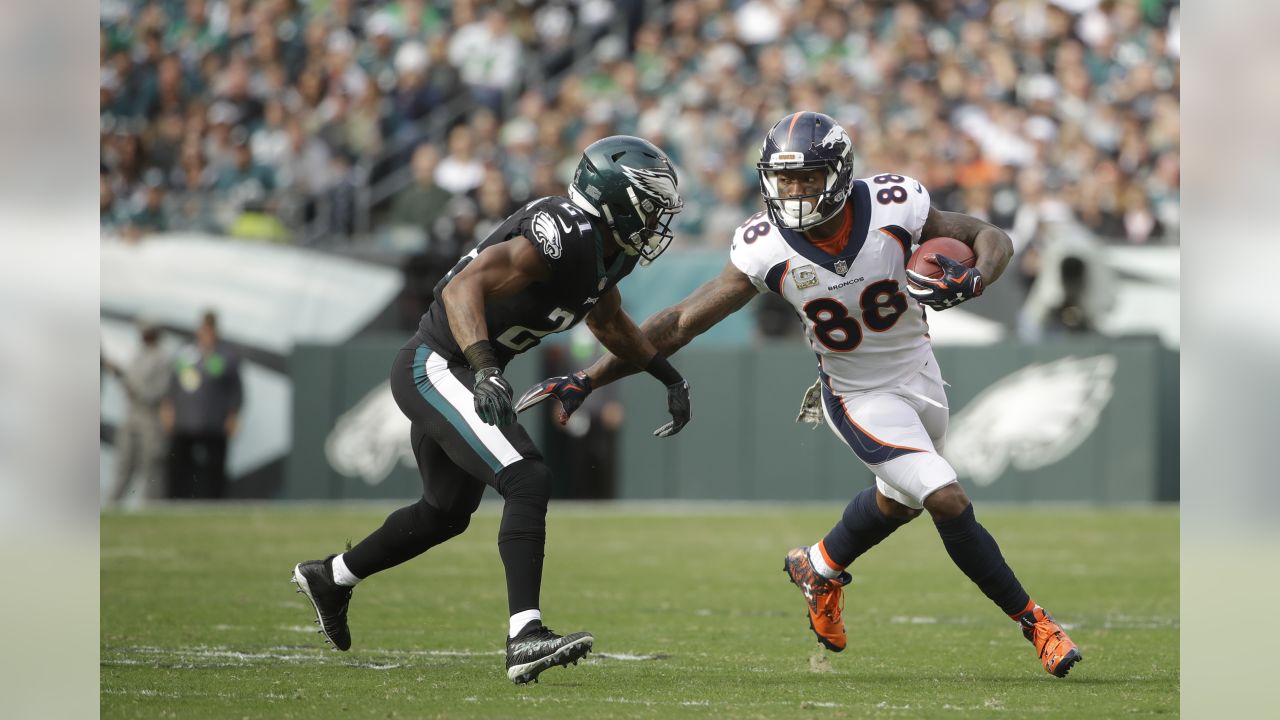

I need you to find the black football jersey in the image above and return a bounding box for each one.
[414,196,640,368]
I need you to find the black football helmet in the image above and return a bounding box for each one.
[756,111,854,231]
[569,135,683,265]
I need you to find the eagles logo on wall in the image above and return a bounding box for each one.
[944,355,1117,486]
[324,384,413,485]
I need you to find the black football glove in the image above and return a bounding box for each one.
[473,367,517,426]
[906,254,984,310]
[514,371,593,425]
[654,379,690,438]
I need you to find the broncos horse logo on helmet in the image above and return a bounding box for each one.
[569,135,684,264]
[756,111,855,231]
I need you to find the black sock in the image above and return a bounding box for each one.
[933,504,1031,617]
[821,487,914,568]
[343,498,472,579]
[496,460,552,615]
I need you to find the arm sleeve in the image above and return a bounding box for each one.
[728,222,773,294]
[902,176,932,244]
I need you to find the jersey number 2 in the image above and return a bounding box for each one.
[496,308,576,352]
[802,280,908,352]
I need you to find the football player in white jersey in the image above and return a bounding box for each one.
[515,111,1081,678]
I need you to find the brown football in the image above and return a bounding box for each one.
[907,237,976,279]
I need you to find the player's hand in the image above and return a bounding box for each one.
[654,380,691,438]
[473,367,517,426]
[906,254,984,310]
[514,371,593,425]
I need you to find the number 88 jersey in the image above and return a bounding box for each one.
[729,174,935,393]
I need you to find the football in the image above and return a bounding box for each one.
[907,237,976,280]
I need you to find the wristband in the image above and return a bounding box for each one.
[462,340,499,372]
[644,354,683,386]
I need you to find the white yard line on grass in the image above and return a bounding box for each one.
[103,644,668,669]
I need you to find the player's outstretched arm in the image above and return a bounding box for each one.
[582,286,675,370]
[586,262,757,389]
[514,286,682,425]
[921,208,1014,285]
[514,263,755,434]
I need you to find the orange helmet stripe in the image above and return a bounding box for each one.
[785,112,803,144]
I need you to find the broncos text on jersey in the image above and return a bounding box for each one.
[730,174,935,394]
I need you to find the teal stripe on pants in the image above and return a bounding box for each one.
[412,344,503,473]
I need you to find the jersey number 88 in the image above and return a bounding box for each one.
[802,280,908,352]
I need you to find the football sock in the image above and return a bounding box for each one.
[342,497,473,579]
[820,487,913,570]
[330,553,362,587]
[496,460,552,616]
[933,504,1031,617]
[808,542,841,579]
[1009,598,1037,622]
[509,609,542,638]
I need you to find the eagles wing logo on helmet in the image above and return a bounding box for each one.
[818,124,850,152]
[944,355,1117,486]
[325,383,413,485]
[620,165,680,208]
[531,211,563,259]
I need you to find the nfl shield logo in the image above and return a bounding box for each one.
[833,259,849,276]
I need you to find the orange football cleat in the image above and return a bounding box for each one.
[1019,605,1083,677]
[783,546,851,652]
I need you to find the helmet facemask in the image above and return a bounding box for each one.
[758,153,850,231]
[608,181,682,265]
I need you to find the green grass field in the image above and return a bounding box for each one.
[101,503,1178,718]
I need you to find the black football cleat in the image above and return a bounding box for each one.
[291,555,353,651]
[505,621,594,684]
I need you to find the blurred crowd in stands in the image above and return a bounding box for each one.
[101,0,1179,335]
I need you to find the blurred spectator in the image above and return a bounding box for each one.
[100,0,1178,256]
[321,150,361,238]
[101,167,127,235]
[1017,224,1117,343]
[431,195,482,257]
[1120,181,1164,244]
[474,167,516,240]
[448,7,522,114]
[434,123,485,196]
[218,139,275,196]
[103,321,171,505]
[274,117,333,194]
[388,143,451,231]
[123,169,172,241]
[360,11,401,93]
[250,98,290,170]
[393,145,468,331]
[161,311,243,500]
[701,170,754,247]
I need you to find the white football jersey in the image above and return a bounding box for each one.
[730,174,935,393]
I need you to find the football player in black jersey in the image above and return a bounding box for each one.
[291,136,692,684]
